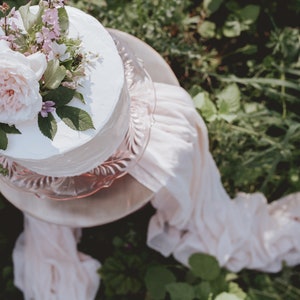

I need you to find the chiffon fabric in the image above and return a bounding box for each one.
[12,82,300,299]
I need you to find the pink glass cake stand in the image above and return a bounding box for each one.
[0,29,179,227]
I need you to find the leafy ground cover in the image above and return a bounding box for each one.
[0,0,300,299]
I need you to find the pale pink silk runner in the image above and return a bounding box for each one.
[12,82,300,299]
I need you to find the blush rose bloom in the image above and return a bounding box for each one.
[0,40,47,125]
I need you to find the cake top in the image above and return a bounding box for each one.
[0,1,125,160]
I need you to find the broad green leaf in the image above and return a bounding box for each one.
[43,60,66,90]
[0,129,8,150]
[194,281,213,299]
[198,21,216,39]
[19,2,44,33]
[217,83,241,114]
[0,123,20,134]
[215,292,241,300]
[216,83,241,123]
[210,273,229,295]
[189,253,221,281]
[38,113,58,140]
[58,7,69,34]
[144,266,176,300]
[166,282,195,300]
[43,86,75,107]
[193,92,217,122]
[220,113,237,123]
[56,106,95,131]
[203,0,224,16]
[240,5,260,25]
[223,18,241,37]
[228,282,247,300]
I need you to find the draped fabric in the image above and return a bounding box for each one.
[131,83,300,272]
[13,214,100,300]
[11,82,300,299]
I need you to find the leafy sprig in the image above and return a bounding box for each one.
[0,124,20,151]
[0,0,96,150]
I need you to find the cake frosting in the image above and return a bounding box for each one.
[0,6,130,177]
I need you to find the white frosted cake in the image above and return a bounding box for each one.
[0,6,130,177]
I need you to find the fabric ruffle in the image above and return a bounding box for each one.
[13,214,100,300]
[131,82,300,272]
[10,82,300,300]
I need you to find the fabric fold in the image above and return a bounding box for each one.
[9,81,300,300]
[130,82,300,273]
[13,213,100,300]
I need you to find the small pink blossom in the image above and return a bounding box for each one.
[40,101,56,117]
[42,8,60,38]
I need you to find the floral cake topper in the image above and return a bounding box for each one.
[0,0,97,150]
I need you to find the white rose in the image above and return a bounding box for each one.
[0,40,47,125]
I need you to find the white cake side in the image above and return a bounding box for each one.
[0,7,129,177]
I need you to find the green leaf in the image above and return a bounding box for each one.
[189,253,221,281]
[223,17,241,37]
[43,60,67,90]
[203,0,224,16]
[166,282,195,300]
[193,92,217,122]
[43,86,75,107]
[19,2,44,33]
[234,44,258,55]
[228,282,247,300]
[38,113,58,140]
[217,83,241,116]
[219,76,300,91]
[58,7,69,35]
[194,281,213,299]
[75,91,85,104]
[210,272,229,295]
[0,124,20,134]
[56,106,95,131]
[198,21,216,39]
[0,128,8,150]
[239,5,260,25]
[144,266,176,300]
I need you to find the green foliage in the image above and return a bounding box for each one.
[240,267,300,300]
[0,124,21,150]
[145,266,176,299]
[38,86,94,139]
[144,251,247,300]
[38,112,57,140]
[68,0,300,199]
[98,219,247,300]
[56,106,95,131]
[1,0,300,299]
[189,253,221,281]
[97,222,155,299]
[43,59,67,90]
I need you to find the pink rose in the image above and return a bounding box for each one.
[0,40,47,125]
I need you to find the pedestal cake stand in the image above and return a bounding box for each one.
[0,29,179,228]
